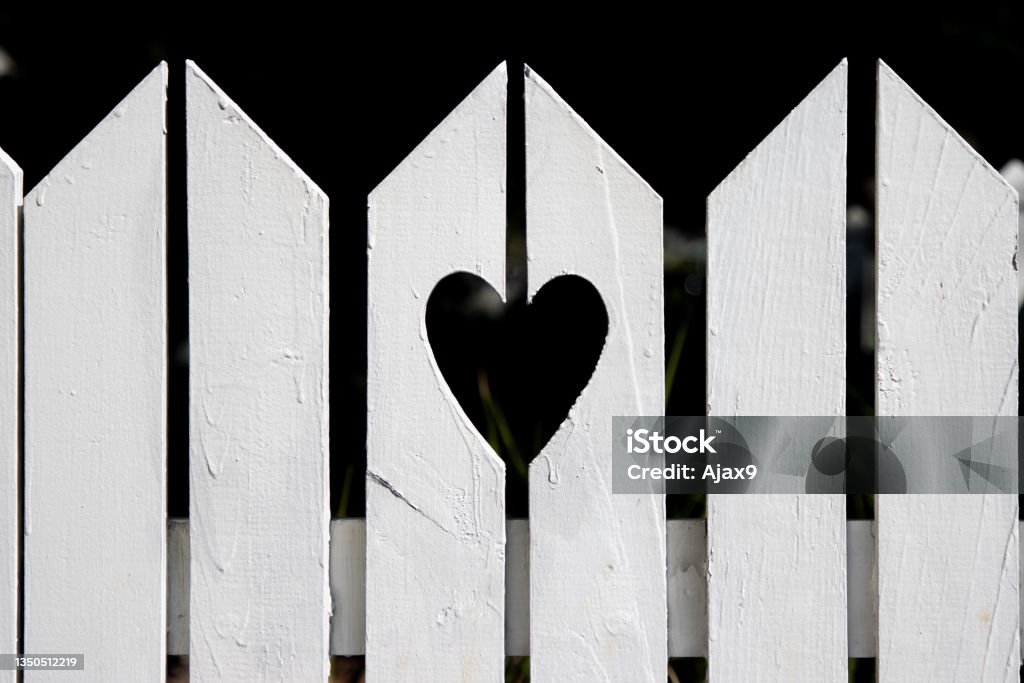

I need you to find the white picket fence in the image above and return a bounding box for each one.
[0,58,1019,681]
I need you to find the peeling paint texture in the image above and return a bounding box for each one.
[187,62,330,682]
[24,65,167,681]
[366,64,507,681]
[525,68,666,682]
[706,61,848,681]
[875,61,1019,682]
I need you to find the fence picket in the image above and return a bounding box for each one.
[706,61,848,680]
[186,62,330,681]
[164,516,984,658]
[0,148,20,683]
[875,61,1019,681]
[525,68,666,681]
[23,64,167,681]
[366,64,507,681]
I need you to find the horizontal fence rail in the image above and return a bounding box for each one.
[166,518,899,658]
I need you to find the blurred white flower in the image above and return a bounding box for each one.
[0,47,14,78]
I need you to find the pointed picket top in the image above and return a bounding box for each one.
[713,59,849,197]
[876,58,1017,419]
[366,64,507,681]
[23,63,167,681]
[186,60,324,199]
[523,65,658,198]
[524,63,661,308]
[372,62,507,192]
[875,60,1019,680]
[0,145,20,683]
[706,61,848,681]
[0,147,21,186]
[707,58,847,416]
[187,62,330,682]
[368,61,508,303]
[525,66,666,681]
[878,60,1017,200]
[27,62,167,202]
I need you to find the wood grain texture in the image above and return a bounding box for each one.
[875,61,1019,681]
[186,61,330,682]
[366,64,507,681]
[525,67,666,682]
[23,64,167,682]
[0,148,20,683]
[706,61,848,681]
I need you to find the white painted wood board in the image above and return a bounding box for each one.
[706,61,848,681]
[23,64,167,682]
[186,61,330,682]
[0,147,20,683]
[366,64,507,681]
[875,60,1019,681]
[525,67,666,682]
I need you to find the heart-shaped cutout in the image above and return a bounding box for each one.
[426,273,608,515]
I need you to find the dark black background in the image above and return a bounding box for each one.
[1,6,1021,519]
